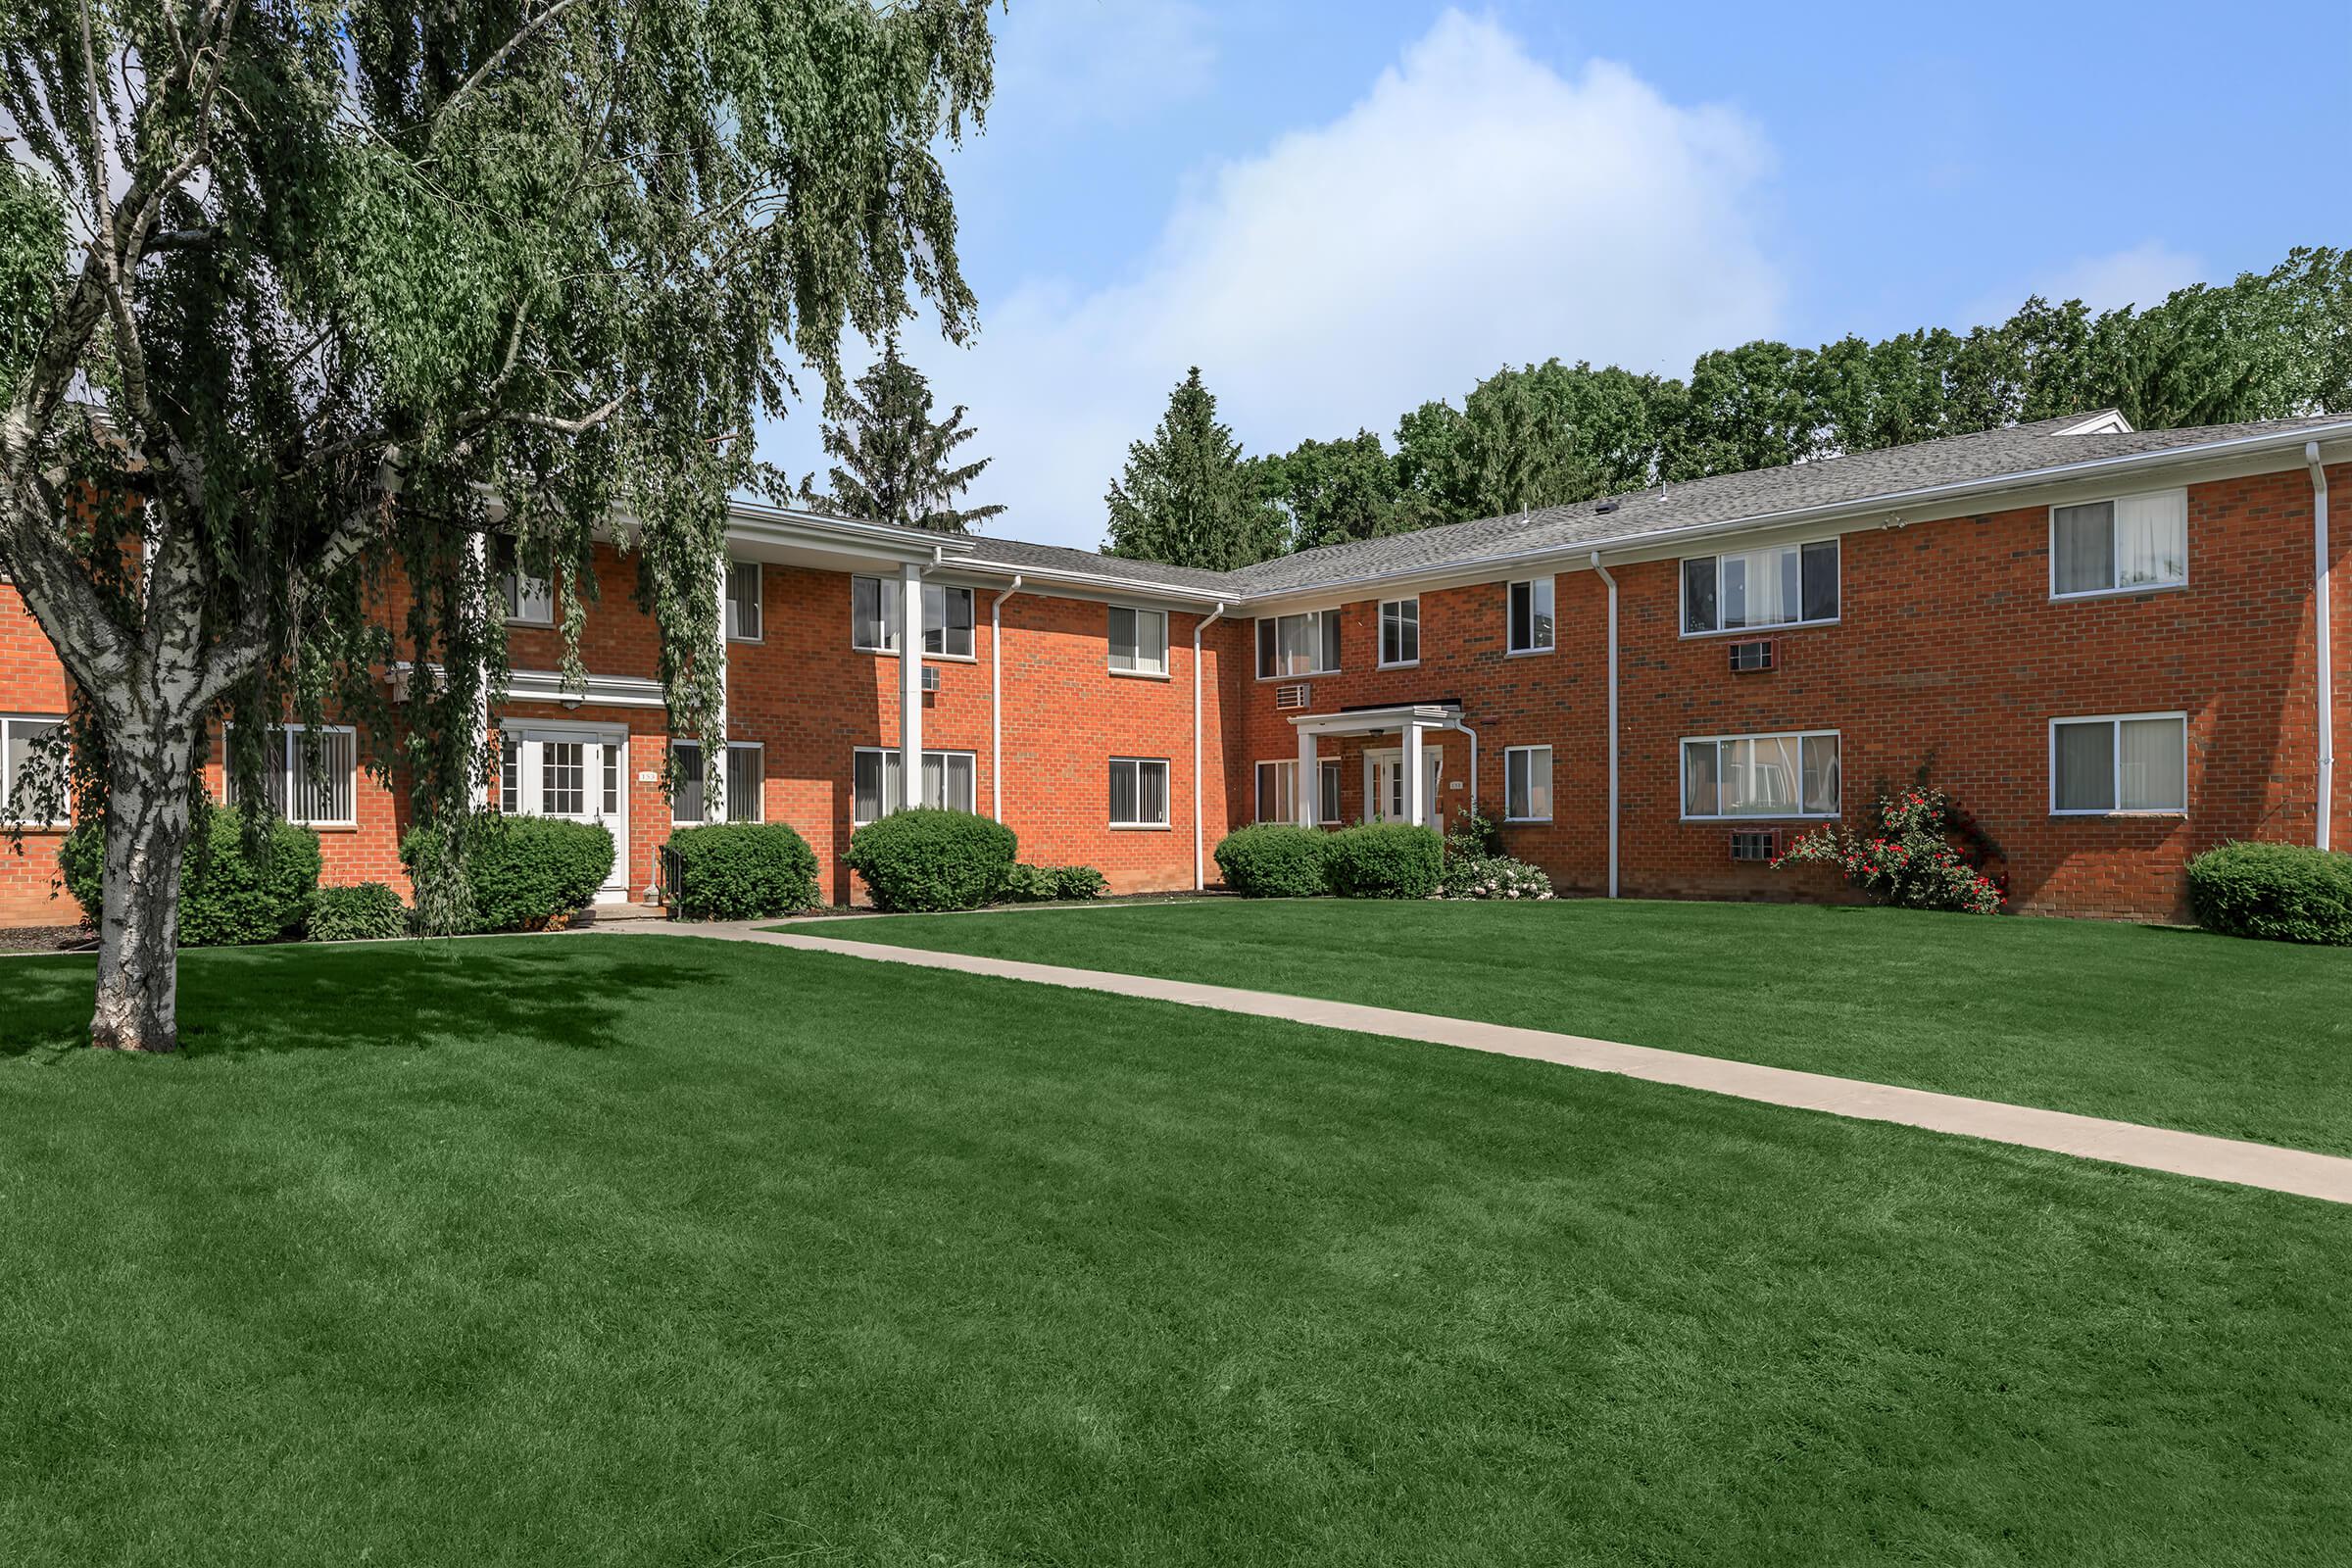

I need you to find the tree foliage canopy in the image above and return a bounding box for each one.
[1103,367,1285,570]
[802,337,1004,531]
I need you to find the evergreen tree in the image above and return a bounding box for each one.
[804,339,1005,532]
[1104,368,1286,568]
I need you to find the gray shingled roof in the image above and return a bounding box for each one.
[950,532,1237,592]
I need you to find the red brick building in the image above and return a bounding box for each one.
[4,411,2346,923]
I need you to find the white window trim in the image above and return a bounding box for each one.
[1253,757,1342,825]
[1678,728,1841,822]
[1377,597,1420,669]
[851,746,979,825]
[1253,610,1342,682]
[1505,576,1556,657]
[2048,490,2191,604]
[1108,755,1172,830]
[1503,744,1553,823]
[222,721,361,828]
[850,576,980,662]
[1107,604,1171,680]
[2047,710,2190,817]
[671,738,764,825]
[726,561,762,644]
[0,713,69,827]
[502,570,555,627]
[1679,539,1842,639]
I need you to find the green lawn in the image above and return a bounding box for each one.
[0,937,2347,1564]
[829,899,2352,1155]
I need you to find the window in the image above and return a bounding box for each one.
[1108,606,1168,676]
[726,562,762,642]
[1,714,65,824]
[225,724,359,827]
[1379,598,1420,667]
[852,748,976,823]
[852,575,975,658]
[1683,540,1838,634]
[1254,759,1342,824]
[1255,611,1342,678]
[2051,713,2187,814]
[500,736,520,813]
[1681,731,1839,820]
[1108,757,1170,828]
[497,539,555,625]
[2051,490,2187,598]
[1504,745,1553,822]
[672,740,764,824]
[1507,577,1554,654]
[541,740,585,815]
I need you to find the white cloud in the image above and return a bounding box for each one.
[767,10,1786,550]
[1966,240,2208,325]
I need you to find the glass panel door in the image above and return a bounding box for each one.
[505,724,630,902]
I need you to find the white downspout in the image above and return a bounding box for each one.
[990,575,1024,821]
[1446,717,1479,822]
[1193,601,1228,890]
[1590,551,1620,897]
[2309,443,2334,852]
[896,545,944,812]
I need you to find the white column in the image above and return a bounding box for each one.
[1402,722,1425,828]
[899,562,923,812]
[1296,728,1318,827]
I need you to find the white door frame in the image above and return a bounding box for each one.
[502,719,631,903]
[1362,744,1445,828]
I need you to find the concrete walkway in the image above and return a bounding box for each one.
[595,920,2352,1207]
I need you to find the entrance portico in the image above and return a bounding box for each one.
[1288,704,1473,830]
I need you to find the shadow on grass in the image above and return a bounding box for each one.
[0,937,731,1060]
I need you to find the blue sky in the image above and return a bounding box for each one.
[759,1,2350,551]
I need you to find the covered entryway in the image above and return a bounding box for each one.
[500,720,632,903]
[1288,704,1474,832]
[1363,745,1446,828]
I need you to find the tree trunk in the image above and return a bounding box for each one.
[90,726,201,1054]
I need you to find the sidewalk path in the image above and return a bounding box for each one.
[595,920,2352,1206]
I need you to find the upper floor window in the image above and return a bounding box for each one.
[1109,757,1170,827]
[1,714,66,825]
[1681,730,1838,820]
[1507,577,1554,654]
[1682,540,1838,635]
[499,541,554,626]
[2051,712,2186,815]
[226,724,358,827]
[1108,607,1168,676]
[853,747,976,823]
[672,739,763,824]
[852,576,975,659]
[1256,611,1341,678]
[725,563,762,642]
[2051,490,2187,599]
[1379,598,1420,666]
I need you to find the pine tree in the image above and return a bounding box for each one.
[1104,368,1287,568]
[806,340,1006,532]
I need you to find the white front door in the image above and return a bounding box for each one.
[1364,745,1444,828]
[501,722,630,903]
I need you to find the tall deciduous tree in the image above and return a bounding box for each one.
[803,337,1004,531]
[1247,429,1404,553]
[1104,368,1285,569]
[0,0,996,1050]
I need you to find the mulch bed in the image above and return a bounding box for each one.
[0,925,95,954]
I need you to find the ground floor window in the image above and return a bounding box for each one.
[854,747,976,824]
[1109,757,1170,827]
[1681,731,1838,820]
[1255,758,1341,824]
[1504,745,1553,822]
[672,740,764,824]
[225,723,358,827]
[2051,712,2186,814]
[1,714,66,823]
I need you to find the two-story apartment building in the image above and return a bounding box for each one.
[3,410,2346,924]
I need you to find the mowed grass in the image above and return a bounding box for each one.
[832,899,2352,1154]
[2,936,2349,1566]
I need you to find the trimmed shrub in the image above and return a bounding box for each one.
[1213,824,1333,898]
[60,808,322,946]
[402,815,615,933]
[1327,822,1445,899]
[309,882,410,942]
[844,808,1016,912]
[2187,841,2352,945]
[1003,862,1111,903]
[1440,852,1554,900]
[667,822,819,920]
[1052,864,1108,901]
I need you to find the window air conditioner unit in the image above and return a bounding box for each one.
[920,665,941,693]
[1274,682,1311,710]
[1728,638,1777,673]
[1729,828,1781,863]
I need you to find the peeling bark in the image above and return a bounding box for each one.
[88,723,201,1053]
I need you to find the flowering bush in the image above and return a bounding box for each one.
[1774,784,2003,913]
[1439,851,1554,900]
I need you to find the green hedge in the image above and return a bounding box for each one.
[1212,825,1333,898]
[402,815,615,933]
[667,822,819,920]
[2186,841,2352,945]
[309,882,410,942]
[1327,822,1444,899]
[844,808,1016,911]
[60,808,321,946]
[1003,861,1109,903]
